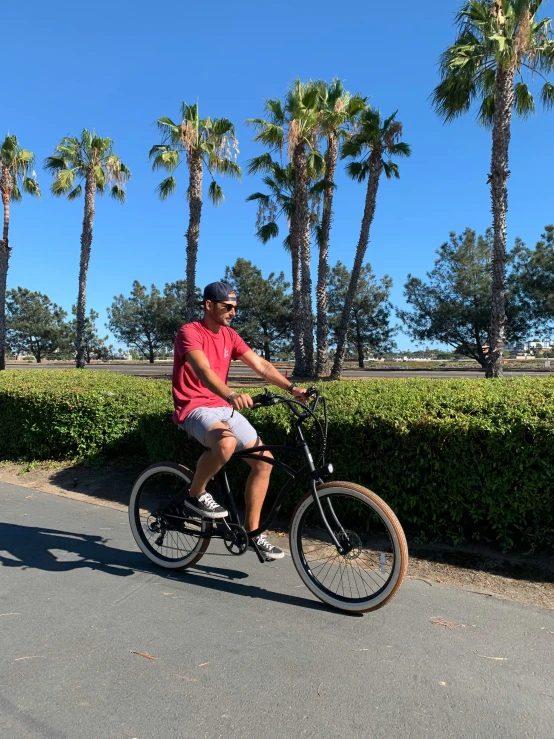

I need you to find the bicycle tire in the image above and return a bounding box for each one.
[129,462,212,569]
[289,482,408,613]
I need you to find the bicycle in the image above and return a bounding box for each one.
[129,386,408,613]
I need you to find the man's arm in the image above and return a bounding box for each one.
[238,350,308,402]
[185,350,253,409]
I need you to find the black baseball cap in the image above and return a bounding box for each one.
[203,281,237,303]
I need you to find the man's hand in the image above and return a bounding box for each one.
[229,392,254,410]
[291,386,309,405]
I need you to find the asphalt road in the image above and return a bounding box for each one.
[6,362,553,380]
[1,482,553,739]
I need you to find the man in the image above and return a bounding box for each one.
[172,280,308,561]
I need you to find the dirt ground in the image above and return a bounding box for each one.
[1,460,552,611]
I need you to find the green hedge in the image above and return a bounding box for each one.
[1,370,554,550]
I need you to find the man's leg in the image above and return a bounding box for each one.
[189,423,237,498]
[242,438,274,533]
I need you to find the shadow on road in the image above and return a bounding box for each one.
[0,522,340,614]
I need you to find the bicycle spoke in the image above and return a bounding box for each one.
[295,489,398,605]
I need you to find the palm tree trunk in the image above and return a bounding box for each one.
[355,317,364,368]
[486,68,515,379]
[293,143,314,376]
[75,174,96,369]
[0,191,10,371]
[330,148,383,380]
[185,152,203,323]
[316,133,338,377]
[289,232,305,375]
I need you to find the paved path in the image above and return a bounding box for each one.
[6,362,553,380]
[1,482,553,739]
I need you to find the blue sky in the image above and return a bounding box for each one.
[5,0,554,350]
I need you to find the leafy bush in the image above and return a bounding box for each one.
[2,370,554,550]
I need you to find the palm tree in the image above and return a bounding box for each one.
[314,80,366,376]
[249,84,323,376]
[45,130,130,368]
[330,108,411,380]
[246,152,325,372]
[432,0,554,377]
[0,135,40,371]
[149,104,241,322]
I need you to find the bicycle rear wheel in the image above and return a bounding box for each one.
[289,482,408,613]
[129,462,212,569]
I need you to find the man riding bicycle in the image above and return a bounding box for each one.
[172,280,308,561]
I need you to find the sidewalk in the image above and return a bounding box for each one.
[1,481,553,739]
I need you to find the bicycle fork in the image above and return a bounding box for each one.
[297,427,347,556]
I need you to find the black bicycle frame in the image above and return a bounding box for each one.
[212,422,345,552]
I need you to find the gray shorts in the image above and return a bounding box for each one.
[179,406,258,451]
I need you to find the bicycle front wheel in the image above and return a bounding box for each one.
[129,462,212,569]
[289,482,408,613]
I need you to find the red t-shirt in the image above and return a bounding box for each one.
[172,320,250,424]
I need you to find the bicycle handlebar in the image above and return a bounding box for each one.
[251,386,320,420]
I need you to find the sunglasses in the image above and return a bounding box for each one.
[217,301,237,312]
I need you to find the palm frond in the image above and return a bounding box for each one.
[156,116,180,136]
[246,192,271,205]
[383,160,400,179]
[246,153,275,175]
[208,180,224,206]
[390,142,411,158]
[10,184,22,202]
[155,176,177,200]
[345,160,370,183]
[211,117,236,137]
[478,93,495,126]
[93,165,106,188]
[431,69,478,123]
[214,159,241,179]
[43,155,67,173]
[309,178,336,195]
[514,81,536,119]
[51,168,76,196]
[22,177,41,198]
[250,121,284,150]
[110,184,126,203]
[307,149,325,177]
[256,221,279,243]
[67,184,83,201]
[340,138,364,159]
[541,80,554,109]
[150,147,180,172]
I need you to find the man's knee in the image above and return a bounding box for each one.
[211,432,236,462]
[247,443,273,475]
[205,425,237,461]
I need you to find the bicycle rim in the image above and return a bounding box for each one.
[129,462,211,569]
[290,482,408,613]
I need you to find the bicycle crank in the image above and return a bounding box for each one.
[221,521,249,556]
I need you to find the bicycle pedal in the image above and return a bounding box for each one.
[248,539,267,564]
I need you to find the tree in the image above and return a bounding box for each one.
[6,287,69,363]
[314,80,366,376]
[246,152,325,371]
[149,104,241,322]
[330,107,411,379]
[107,280,194,363]
[44,130,130,369]
[0,135,40,370]
[397,227,530,367]
[223,258,293,361]
[432,1,554,377]
[328,262,397,367]
[510,224,554,328]
[67,307,110,363]
[248,82,325,377]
